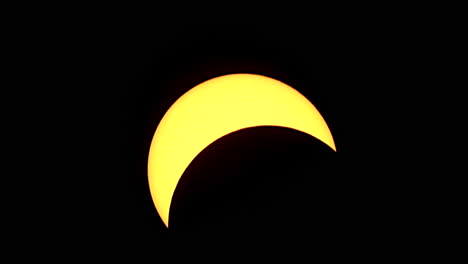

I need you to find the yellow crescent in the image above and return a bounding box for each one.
[148,73,336,227]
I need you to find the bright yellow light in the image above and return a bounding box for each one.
[148,73,336,227]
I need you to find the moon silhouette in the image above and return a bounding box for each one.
[148,73,336,227]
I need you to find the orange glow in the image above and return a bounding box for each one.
[148,73,335,227]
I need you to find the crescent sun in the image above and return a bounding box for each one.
[147,73,336,227]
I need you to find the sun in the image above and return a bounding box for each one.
[148,73,335,227]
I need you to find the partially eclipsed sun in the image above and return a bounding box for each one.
[148,73,336,227]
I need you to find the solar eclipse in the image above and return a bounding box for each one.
[148,73,336,227]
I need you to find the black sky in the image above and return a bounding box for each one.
[30,20,431,258]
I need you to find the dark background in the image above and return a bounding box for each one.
[27,21,432,258]
[112,23,403,255]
